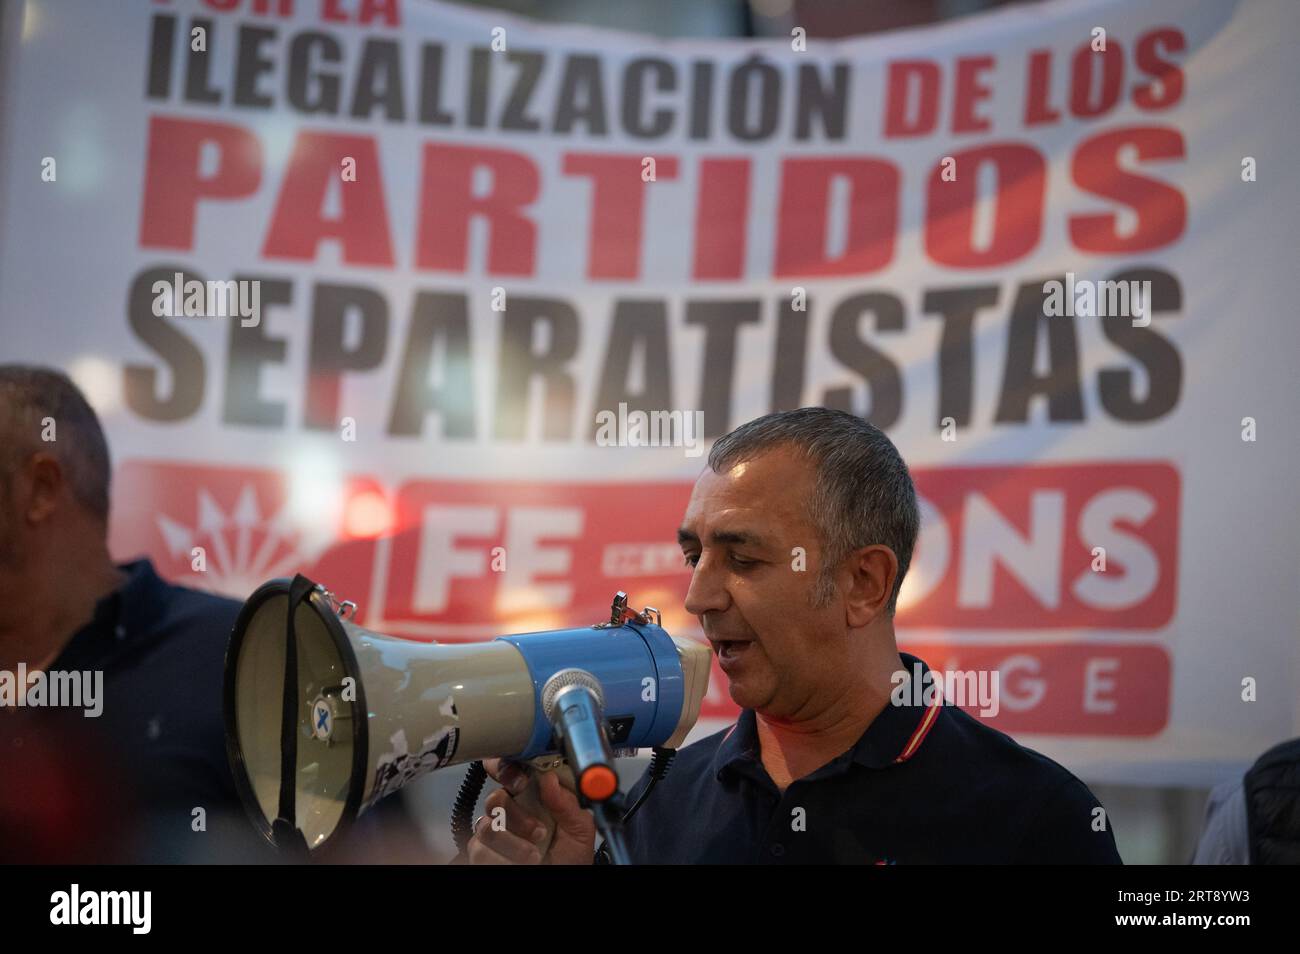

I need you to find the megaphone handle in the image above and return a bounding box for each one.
[512,761,577,858]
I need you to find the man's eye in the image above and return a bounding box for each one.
[731,555,757,568]
[683,553,699,568]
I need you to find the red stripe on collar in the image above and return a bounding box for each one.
[894,698,941,764]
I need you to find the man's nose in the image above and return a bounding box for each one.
[683,552,729,617]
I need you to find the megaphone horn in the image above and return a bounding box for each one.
[223,575,711,854]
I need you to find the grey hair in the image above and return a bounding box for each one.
[0,365,111,523]
[707,407,919,615]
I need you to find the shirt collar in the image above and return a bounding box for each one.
[75,558,167,651]
[712,652,944,782]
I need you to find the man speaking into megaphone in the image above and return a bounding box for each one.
[466,407,1122,865]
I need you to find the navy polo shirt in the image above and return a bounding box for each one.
[604,653,1121,864]
[9,558,424,862]
[34,558,275,861]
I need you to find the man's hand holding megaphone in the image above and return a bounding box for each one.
[466,759,595,865]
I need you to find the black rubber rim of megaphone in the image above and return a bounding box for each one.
[222,577,370,855]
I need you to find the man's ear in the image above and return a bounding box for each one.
[843,544,899,628]
[23,453,64,525]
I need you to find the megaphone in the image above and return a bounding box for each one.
[223,574,711,857]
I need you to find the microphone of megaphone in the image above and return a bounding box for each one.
[223,575,711,858]
[541,669,616,802]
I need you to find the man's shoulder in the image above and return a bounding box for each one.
[930,702,1086,790]
[154,578,243,623]
[928,704,1120,862]
[664,718,747,780]
[624,720,736,803]
[131,562,243,633]
[612,722,739,863]
[118,561,244,661]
